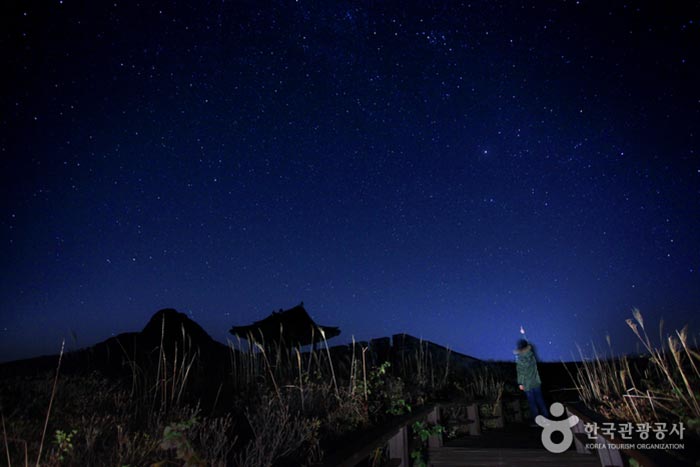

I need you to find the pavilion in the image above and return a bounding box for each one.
[229,302,340,348]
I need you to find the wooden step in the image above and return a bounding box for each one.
[428,447,602,466]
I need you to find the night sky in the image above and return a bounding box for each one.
[2,1,699,363]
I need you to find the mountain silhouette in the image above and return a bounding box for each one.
[0,308,230,377]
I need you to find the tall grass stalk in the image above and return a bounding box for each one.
[151,314,166,414]
[442,347,451,387]
[36,339,65,467]
[307,327,315,376]
[295,348,304,411]
[349,336,356,394]
[668,331,700,416]
[2,411,11,467]
[573,310,700,427]
[255,343,281,402]
[362,346,369,401]
[461,366,505,402]
[319,328,340,399]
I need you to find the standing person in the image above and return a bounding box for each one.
[514,338,549,424]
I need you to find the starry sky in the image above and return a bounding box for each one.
[1,1,699,363]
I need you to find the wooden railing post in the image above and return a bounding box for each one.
[594,432,624,467]
[319,404,446,467]
[567,407,591,455]
[564,404,628,467]
[466,403,481,436]
[427,405,443,449]
[508,399,523,423]
[492,400,505,428]
[388,425,408,467]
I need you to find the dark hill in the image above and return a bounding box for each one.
[0,308,230,378]
[139,308,224,354]
[0,308,482,382]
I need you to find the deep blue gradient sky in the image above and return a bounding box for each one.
[2,1,698,363]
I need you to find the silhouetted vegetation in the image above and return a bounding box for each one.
[0,308,487,466]
[567,310,700,437]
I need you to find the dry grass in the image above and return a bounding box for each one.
[397,337,452,392]
[1,316,466,466]
[0,316,234,466]
[235,395,320,467]
[454,365,506,403]
[570,309,700,434]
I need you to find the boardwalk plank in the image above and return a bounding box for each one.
[428,447,601,466]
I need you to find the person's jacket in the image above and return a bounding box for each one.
[516,345,541,391]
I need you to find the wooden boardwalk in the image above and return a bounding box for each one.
[429,446,601,466]
[428,425,600,467]
[322,401,695,467]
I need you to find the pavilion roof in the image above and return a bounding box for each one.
[229,303,340,346]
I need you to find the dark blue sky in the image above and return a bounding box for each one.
[2,1,698,363]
